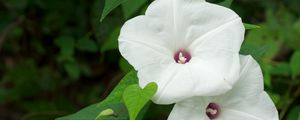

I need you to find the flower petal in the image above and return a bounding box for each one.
[120,0,246,105]
[217,55,278,120]
[219,55,264,104]
[187,57,234,96]
[167,97,210,120]
[147,0,243,48]
[186,17,244,93]
[120,0,244,70]
[119,15,174,70]
[221,92,279,120]
[138,63,195,104]
[139,57,233,105]
[166,55,278,119]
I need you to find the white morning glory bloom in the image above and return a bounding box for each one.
[167,55,279,120]
[119,0,245,104]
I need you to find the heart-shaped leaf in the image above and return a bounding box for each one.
[123,82,157,120]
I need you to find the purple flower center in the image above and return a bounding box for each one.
[206,102,221,119]
[173,49,191,64]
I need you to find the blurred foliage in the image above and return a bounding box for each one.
[0,0,300,120]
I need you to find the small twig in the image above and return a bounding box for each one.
[279,86,300,120]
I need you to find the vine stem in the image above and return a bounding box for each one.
[279,85,300,120]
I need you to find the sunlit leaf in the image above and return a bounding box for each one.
[95,109,115,119]
[123,82,157,120]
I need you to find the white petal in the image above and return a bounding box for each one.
[221,92,278,120]
[166,55,278,119]
[138,63,195,104]
[167,97,210,120]
[147,0,243,48]
[187,16,244,92]
[216,55,278,120]
[120,0,245,70]
[188,18,244,53]
[139,57,233,105]
[120,0,245,105]
[119,15,174,70]
[219,55,264,105]
[187,58,234,96]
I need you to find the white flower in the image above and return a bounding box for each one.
[118,0,245,104]
[167,55,279,120]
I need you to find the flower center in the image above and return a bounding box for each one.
[174,49,191,64]
[206,102,221,119]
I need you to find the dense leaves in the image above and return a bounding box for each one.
[101,0,128,21]
[290,51,300,79]
[56,71,138,120]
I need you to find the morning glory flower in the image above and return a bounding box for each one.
[119,0,245,104]
[167,55,279,120]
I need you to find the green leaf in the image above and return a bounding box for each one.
[119,58,133,74]
[240,45,269,61]
[101,0,129,21]
[270,62,291,76]
[76,37,98,52]
[123,82,157,120]
[293,19,300,35]
[64,61,80,80]
[55,36,75,56]
[95,109,115,119]
[287,106,300,120]
[101,28,120,53]
[218,0,233,8]
[242,25,281,61]
[268,92,280,105]
[56,70,138,120]
[261,63,272,87]
[122,0,147,19]
[290,51,300,79]
[95,103,128,120]
[244,23,261,30]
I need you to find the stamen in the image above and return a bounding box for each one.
[177,52,187,64]
[206,102,221,119]
[174,49,191,64]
